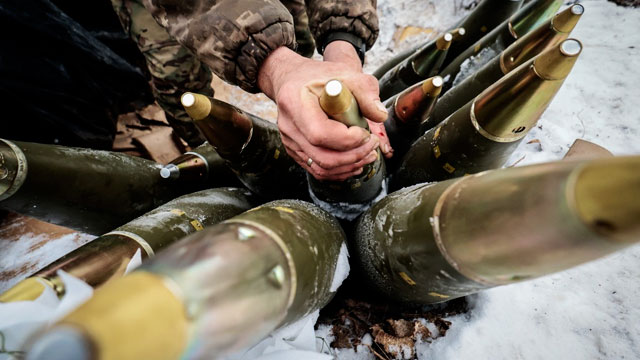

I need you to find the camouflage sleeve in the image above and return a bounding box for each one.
[142,0,296,92]
[305,0,379,52]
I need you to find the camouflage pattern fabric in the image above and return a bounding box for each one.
[111,0,212,146]
[281,0,315,58]
[142,0,379,92]
[306,0,379,52]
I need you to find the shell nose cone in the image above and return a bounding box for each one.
[26,326,92,360]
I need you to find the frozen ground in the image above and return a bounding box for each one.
[1,0,639,359]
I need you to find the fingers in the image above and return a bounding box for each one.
[284,145,365,181]
[343,74,388,123]
[278,86,372,151]
[280,129,379,170]
[367,120,394,159]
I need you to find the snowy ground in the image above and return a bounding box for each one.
[1,0,639,359]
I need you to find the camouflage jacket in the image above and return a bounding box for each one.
[142,0,378,92]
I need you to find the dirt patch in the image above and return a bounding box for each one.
[608,0,640,7]
[317,278,471,359]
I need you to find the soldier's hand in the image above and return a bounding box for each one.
[323,41,394,160]
[258,45,391,181]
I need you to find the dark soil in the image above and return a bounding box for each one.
[608,0,640,7]
[317,277,473,359]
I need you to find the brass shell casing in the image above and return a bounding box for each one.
[392,39,581,189]
[500,4,583,73]
[449,27,466,42]
[438,0,562,92]
[356,157,640,304]
[320,80,368,129]
[551,3,584,33]
[181,93,308,200]
[473,39,581,141]
[182,93,253,156]
[531,38,582,80]
[424,7,582,134]
[58,272,189,360]
[378,30,452,101]
[383,76,444,173]
[393,76,443,124]
[435,32,453,50]
[181,92,211,121]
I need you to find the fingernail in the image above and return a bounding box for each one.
[366,150,377,163]
[375,100,388,115]
[362,132,371,144]
[355,167,364,175]
[383,144,390,153]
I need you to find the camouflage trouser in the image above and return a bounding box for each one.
[281,0,316,58]
[111,0,213,146]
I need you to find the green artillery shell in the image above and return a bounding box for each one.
[443,0,524,67]
[439,0,563,93]
[422,3,584,133]
[26,200,346,360]
[378,32,452,101]
[160,142,242,188]
[355,156,640,304]
[0,139,195,235]
[0,188,255,302]
[181,93,308,200]
[372,0,524,80]
[384,76,443,172]
[392,39,582,190]
[307,80,386,220]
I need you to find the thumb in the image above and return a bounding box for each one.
[345,74,388,123]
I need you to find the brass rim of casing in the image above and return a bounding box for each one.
[181,152,210,173]
[507,20,519,40]
[469,101,523,143]
[224,218,297,310]
[0,139,28,201]
[430,176,494,285]
[103,230,155,257]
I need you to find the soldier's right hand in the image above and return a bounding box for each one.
[257,46,388,181]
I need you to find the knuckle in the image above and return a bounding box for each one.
[306,130,327,146]
[363,74,379,92]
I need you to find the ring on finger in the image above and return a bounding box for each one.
[306,157,314,167]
